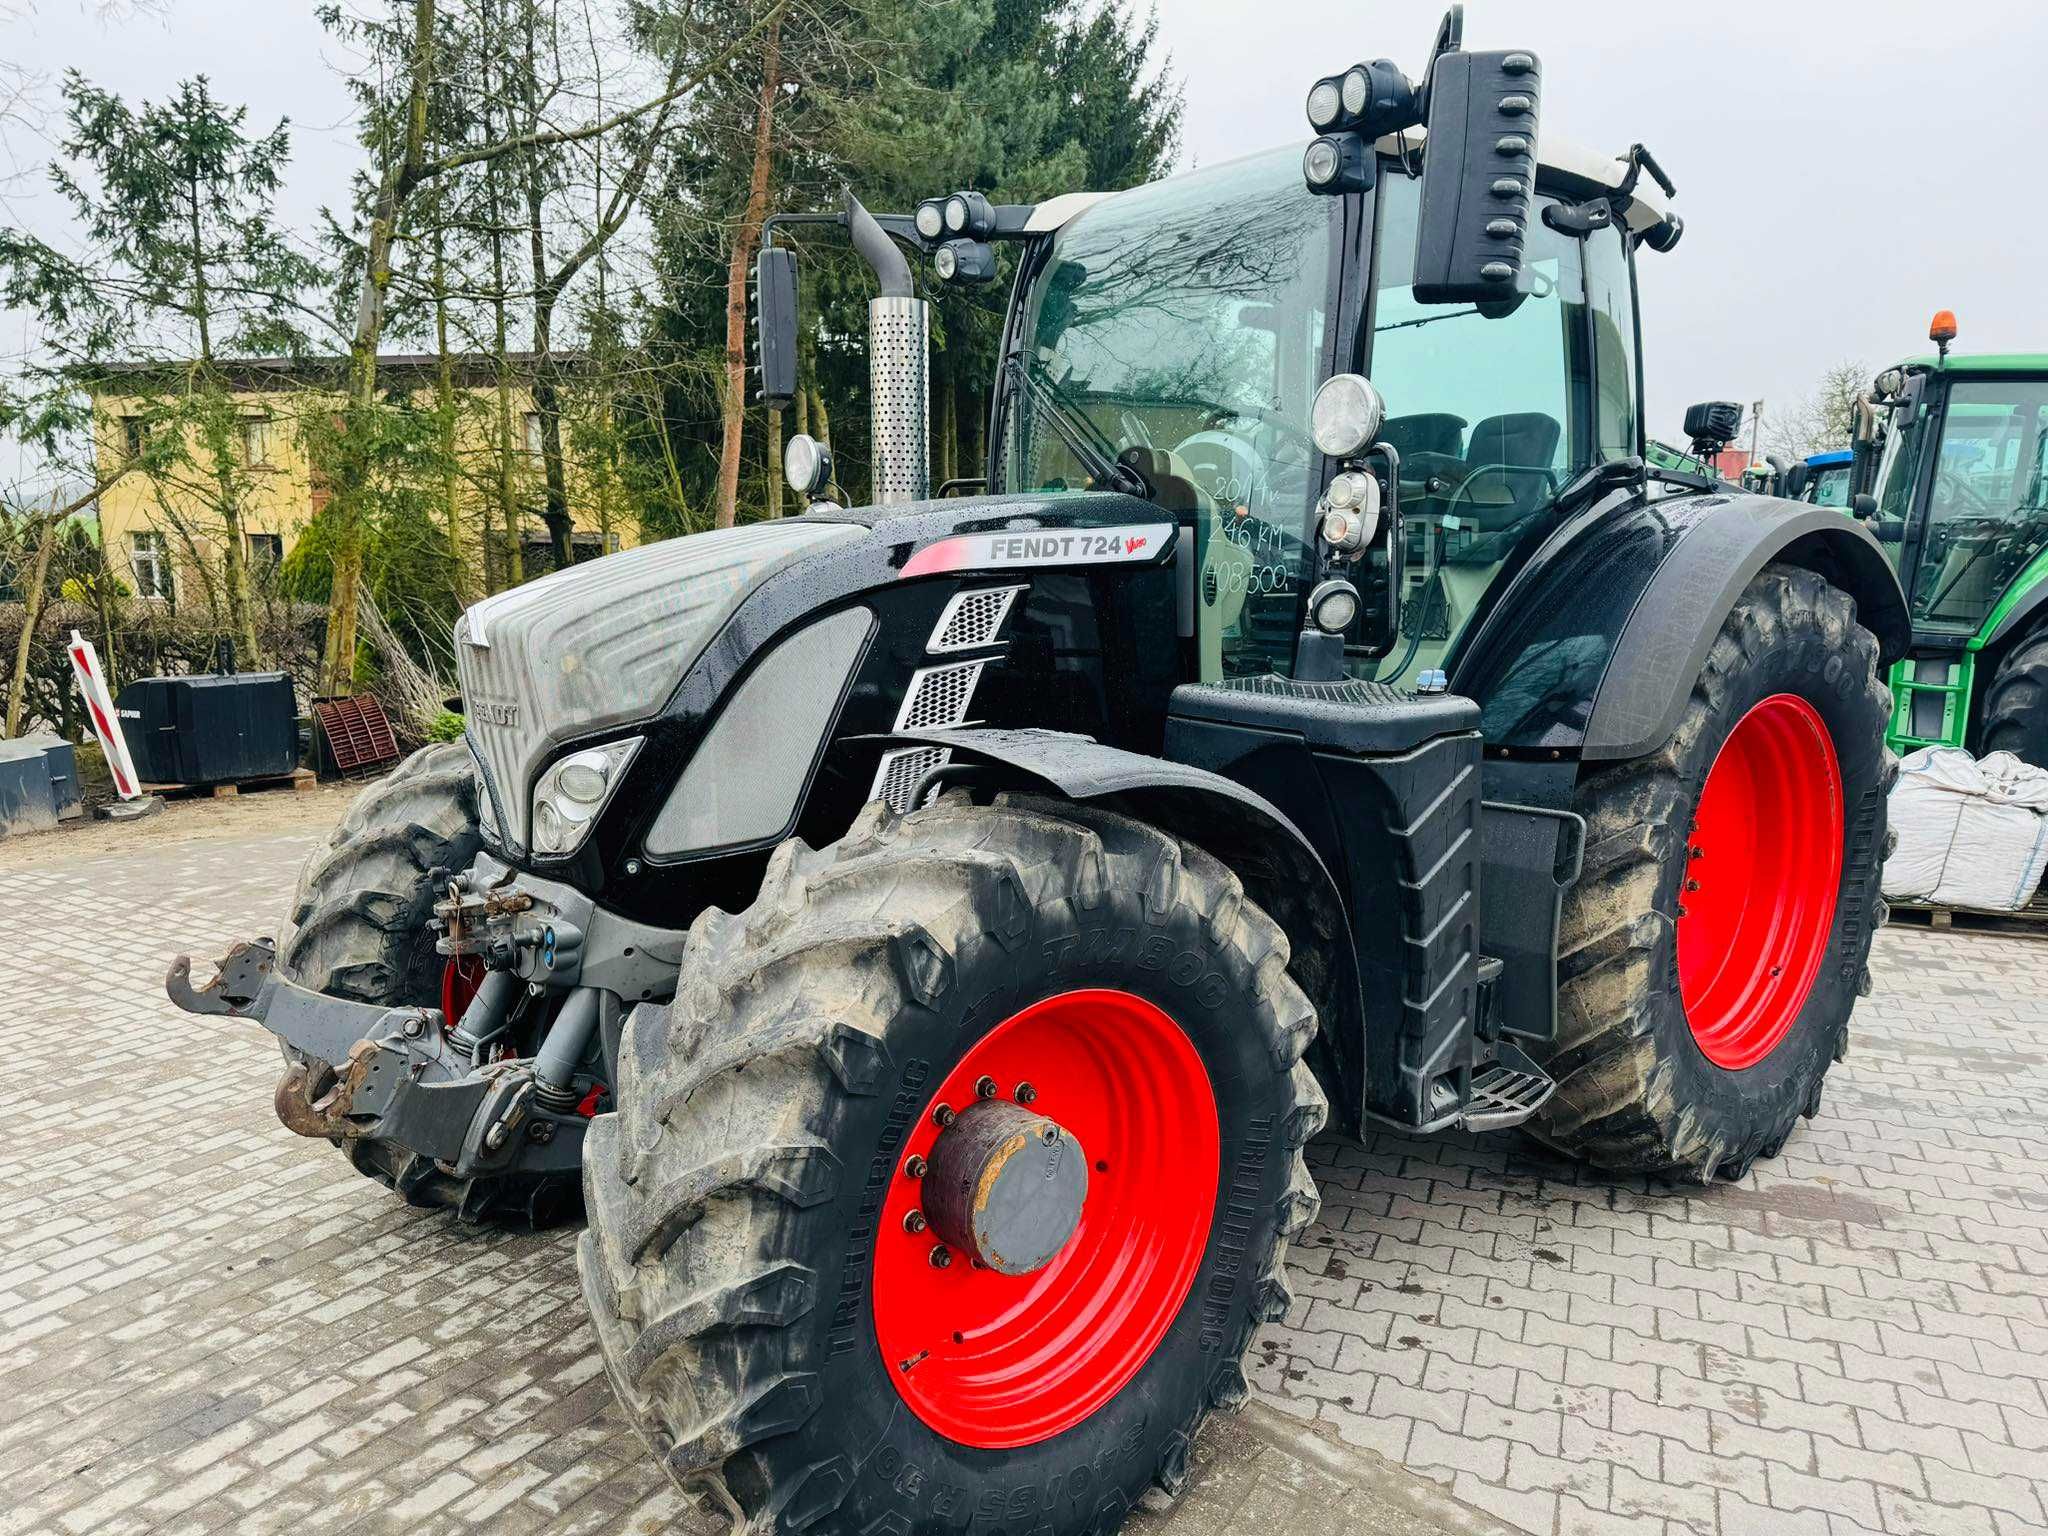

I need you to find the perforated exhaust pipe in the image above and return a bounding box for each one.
[847,191,929,504]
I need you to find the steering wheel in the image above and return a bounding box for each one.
[1935,470,1998,520]
[1173,428,1270,517]
[1200,402,1317,461]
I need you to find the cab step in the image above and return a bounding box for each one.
[1460,1037,1556,1132]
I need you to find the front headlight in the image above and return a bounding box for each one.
[1311,373,1386,459]
[530,737,641,857]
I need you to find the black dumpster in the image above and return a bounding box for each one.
[115,673,299,786]
[0,741,58,837]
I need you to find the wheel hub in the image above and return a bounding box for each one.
[922,1100,1088,1276]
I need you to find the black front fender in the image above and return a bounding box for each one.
[883,727,1369,1133]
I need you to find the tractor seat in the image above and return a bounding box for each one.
[1380,412,1468,461]
[1454,413,1563,530]
[1169,675,1479,757]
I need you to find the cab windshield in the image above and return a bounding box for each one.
[1806,464,1851,507]
[998,145,1641,683]
[1882,379,2048,631]
[997,146,1333,678]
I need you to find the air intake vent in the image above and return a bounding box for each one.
[873,745,951,813]
[929,586,1025,653]
[872,658,989,812]
[895,658,985,732]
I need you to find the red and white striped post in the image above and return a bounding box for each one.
[67,629,144,800]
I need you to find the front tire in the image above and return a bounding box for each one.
[578,792,1326,1534]
[1980,627,2048,770]
[1535,564,1893,1180]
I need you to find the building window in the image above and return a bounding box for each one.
[120,416,148,459]
[240,415,276,467]
[247,532,283,571]
[130,531,170,599]
[523,411,544,457]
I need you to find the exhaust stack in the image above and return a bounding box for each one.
[847,191,929,504]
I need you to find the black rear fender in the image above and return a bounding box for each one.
[1456,492,1909,776]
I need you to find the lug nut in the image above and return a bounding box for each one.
[904,1155,927,1180]
[975,1075,998,1100]
[904,1210,928,1234]
[932,1104,956,1129]
[1015,1082,1037,1105]
[929,1245,952,1269]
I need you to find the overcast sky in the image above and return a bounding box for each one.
[3,0,2040,466]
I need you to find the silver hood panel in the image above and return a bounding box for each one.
[455,521,859,852]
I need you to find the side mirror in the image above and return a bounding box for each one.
[1412,47,1541,305]
[754,246,798,410]
[1851,493,1878,520]
[1784,463,1811,499]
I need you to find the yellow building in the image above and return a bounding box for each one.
[90,353,633,603]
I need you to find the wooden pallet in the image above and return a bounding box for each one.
[1888,891,2048,942]
[142,767,319,800]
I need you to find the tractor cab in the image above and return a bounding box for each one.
[1849,314,2048,758]
[1788,448,1852,506]
[769,96,1680,700]
[989,137,1651,690]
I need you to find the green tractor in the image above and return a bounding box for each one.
[1849,311,2048,766]
[168,10,1907,1531]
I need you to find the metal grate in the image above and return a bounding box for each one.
[894,658,985,732]
[314,696,400,779]
[874,745,950,813]
[929,586,1025,654]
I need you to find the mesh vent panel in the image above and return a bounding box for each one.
[896,659,985,731]
[930,586,1025,653]
[874,745,950,812]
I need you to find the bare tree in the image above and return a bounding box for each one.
[316,0,783,694]
[1768,360,1869,463]
[715,2,783,529]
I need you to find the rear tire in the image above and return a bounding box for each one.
[1534,565,1893,1180]
[1980,627,2048,770]
[578,792,1326,1533]
[280,741,577,1224]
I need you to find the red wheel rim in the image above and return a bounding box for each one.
[871,989,1219,1449]
[1677,693,1843,1070]
[441,954,485,1026]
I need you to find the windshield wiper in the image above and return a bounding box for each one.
[998,356,1152,499]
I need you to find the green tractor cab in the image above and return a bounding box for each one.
[1848,315,2048,765]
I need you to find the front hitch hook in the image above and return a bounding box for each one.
[166,938,278,1018]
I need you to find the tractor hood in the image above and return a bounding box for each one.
[454,521,860,854]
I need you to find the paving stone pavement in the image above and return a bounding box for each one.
[5,820,2047,1536]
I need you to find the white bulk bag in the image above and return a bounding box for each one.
[1882,746,2048,911]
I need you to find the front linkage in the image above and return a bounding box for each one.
[166,855,685,1193]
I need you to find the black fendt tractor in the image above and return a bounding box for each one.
[170,10,1906,1531]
